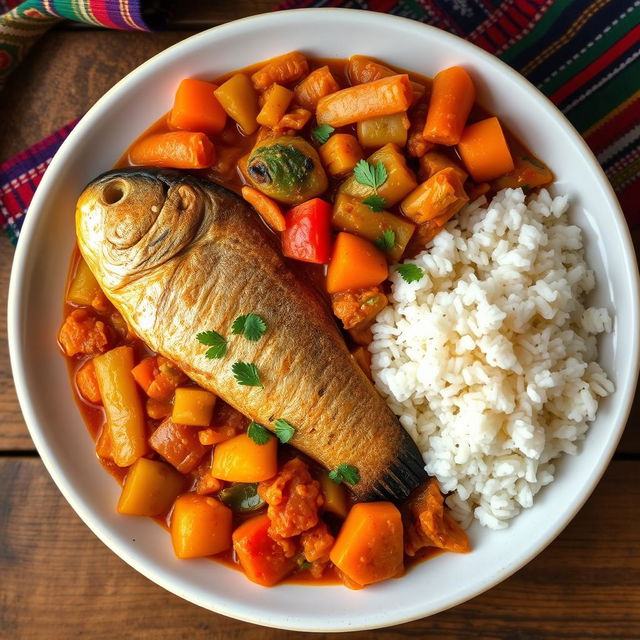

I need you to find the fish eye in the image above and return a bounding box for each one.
[101,179,127,205]
[248,161,271,185]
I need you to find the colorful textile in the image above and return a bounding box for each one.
[1,1,638,245]
[0,0,151,88]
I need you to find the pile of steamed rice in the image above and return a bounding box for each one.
[371,188,614,529]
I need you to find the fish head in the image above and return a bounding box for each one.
[76,167,206,290]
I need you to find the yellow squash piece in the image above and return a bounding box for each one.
[319,471,349,518]
[214,74,259,135]
[211,433,278,482]
[67,257,103,307]
[172,387,216,427]
[357,113,410,148]
[117,457,186,516]
[93,346,148,467]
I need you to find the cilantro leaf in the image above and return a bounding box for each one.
[362,195,386,212]
[312,124,334,144]
[274,419,296,444]
[232,313,267,342]
[328,463,361,486]
[354,160,387,192]
[396,263,424,284]
[196,330,227,359]
[247,421,271,445]
[232,362,262,387]
[375,229,395,253]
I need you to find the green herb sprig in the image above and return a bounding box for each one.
[312,124,334,144]
[196,330,227,359]
[375,229,395,253]
[247,421,271,444]
[232,362,262,387]
[328,463,361,486]
[362,194,387,212]
[274,419,296,444]
[232,313,267,342]
[396,263,424,284]
[354,160,387,192]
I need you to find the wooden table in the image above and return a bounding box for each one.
[1,5,639,638]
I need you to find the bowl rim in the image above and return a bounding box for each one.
[8,7,640,631]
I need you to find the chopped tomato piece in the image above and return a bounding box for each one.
[76,359,101,404]
[282,198,332,264]
[232,514,297,586]
[301,521,335,578]
[258,458,323,542]
[58,309,111,357]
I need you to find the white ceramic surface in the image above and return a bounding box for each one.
[8,9,640,632]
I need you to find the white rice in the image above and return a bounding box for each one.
[370,188,614,529]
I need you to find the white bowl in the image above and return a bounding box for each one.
[8,8,640,632]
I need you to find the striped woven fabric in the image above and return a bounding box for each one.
[0,0,638,244]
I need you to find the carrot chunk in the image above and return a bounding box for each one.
[294,66,340,111]
[316,75,413,128]
[241,185,286,232]
[232,514,297,586]
[58,309,111,357]
[251,51,309,91]
[131,356,157,394]
[76,359,101,404]
[457,116,515,182]
[168,78,227,135]
[330,502,404,587]
[171,494,232,559]
[129,132,215,169]
[423,66,475,146]
[326,232,388,294]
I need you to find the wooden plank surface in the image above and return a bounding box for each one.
[1,5,639,637]
[1,457,638,639]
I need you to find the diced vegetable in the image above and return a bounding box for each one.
[404,478,470,556]
[351,346,372,379]
[211,433,278,482]
[146,397,172,420]
[326,232,388,294]
[400,167,469,225]
[168,78,227,135]
[117,457,186,516]
[198,425,236,446]
[232,514,296,586]
[348,324,373,347]
[346,55,426,104]
[191,457,224,496]
[131,355,157,394]
[319,134,363,178]
[319,471,349,518]
[331,286,388,330]
[457,116,515,182]
[339,143,417,206]
[406,102,433,158]
[147,356,188,400]
[76,360,101,404]
[329,502,404,586]
[357,113,410,148]
[95,426,112,460]
[492,155,553,191]
[406,218,450,255]
[316,75,413,127]
[58,309,111,357]
[294,66,340,111]
[218,482,266,513]
[129,132,215,169]
[251,51,309,91]
[93,346,148,467]
[256,83,294,128]
[214,74,259,135]
[418,150,468,183]
[247,136,328,205]
[423,66,475,146]
[332,193,414,261]
[241,186,286,232]
[172,387,216,427]
[170,494,232,559]
[278,107,312,131]
[67,258,103,308]
[149,418,208,474]
[282,198,333,264]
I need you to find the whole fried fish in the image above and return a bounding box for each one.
[76,167,426,501]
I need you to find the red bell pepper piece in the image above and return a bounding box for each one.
[282,198,332,264]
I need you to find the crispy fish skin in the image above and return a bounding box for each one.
[76,167,426,501]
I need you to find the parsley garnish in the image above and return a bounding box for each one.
[312,124,334,144]
[232,362,262,387]
[362,195,386,212]
[232,313,267,342]
[247,421,271,445]
[196,330,227,359]
[328,463,360,485]
[298,559,312,570]
[396,263,424,284]
[354,160,387,192]
[274,419,296,443]
[375,229,395,253]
